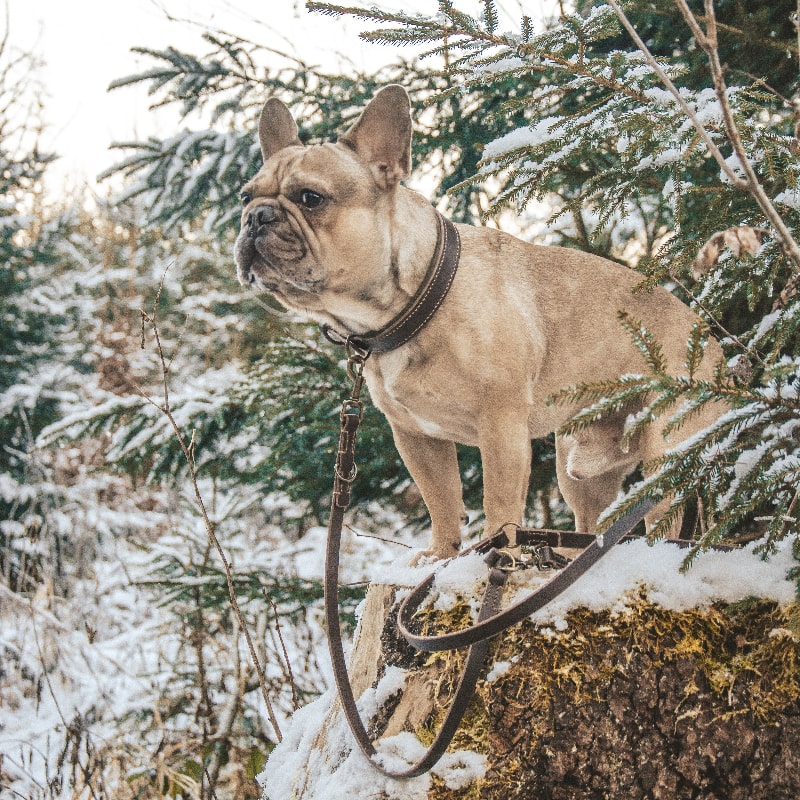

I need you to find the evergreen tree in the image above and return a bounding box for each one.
[3,193,335,796]
[307,0,800,561]
[104,33,533,230]
[0,42,77,592]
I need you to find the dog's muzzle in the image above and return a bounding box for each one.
[246,203,280,238]
[235,201,313,291]
[235,203,281,286]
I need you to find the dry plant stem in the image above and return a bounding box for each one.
[669,274,767,367]
[140,287,283,744]
[797,0,800,67]
[781,489,799,540]
[675,0,800,275]
[30,609,101,800]
[265,593,301,710]
[206,613,245,789]
[607,0,800,278]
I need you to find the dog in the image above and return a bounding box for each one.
[235,84,723,559]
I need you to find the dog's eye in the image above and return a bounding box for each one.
[240,191,252,206]
[299,189,325,210]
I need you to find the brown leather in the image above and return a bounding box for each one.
[396,501,657,654]
[322,211,461,355]
[325,380,501,777]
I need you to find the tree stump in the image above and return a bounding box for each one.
[262,550,800,800]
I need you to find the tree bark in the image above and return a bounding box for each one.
[314,583,800,800]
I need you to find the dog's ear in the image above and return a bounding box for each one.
[339,84,412,190]
[259,98,303,162]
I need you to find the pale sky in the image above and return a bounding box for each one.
[11,0,411,195]
[11,0,532,197]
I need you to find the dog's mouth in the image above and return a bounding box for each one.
[235,204,324,294]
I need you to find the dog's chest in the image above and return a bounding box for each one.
[365,355,480,443]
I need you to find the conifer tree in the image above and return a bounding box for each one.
[307,0,800,562]
[0,42,72,592]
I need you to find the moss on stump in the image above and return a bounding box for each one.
[383,595,800,799]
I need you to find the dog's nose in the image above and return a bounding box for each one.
[247,204,279,235]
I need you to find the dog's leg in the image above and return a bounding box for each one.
[643,497,683,539]
[555,435,628,532]
[391,427,465,561]
[478,419,532,545]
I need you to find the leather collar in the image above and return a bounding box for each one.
[322,211,461,355]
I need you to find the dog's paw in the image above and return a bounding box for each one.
[408,543,460,566]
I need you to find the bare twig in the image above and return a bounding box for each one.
[205,613,245,789]
[668,273,768,368]
[264,593,301,710]
[344,522,413,548]
[606,0,800,281]
[675,0,800,273]
[796,0,800,72]
[139,274,283,744]
[605,0,744,188]
[30,607,101,800]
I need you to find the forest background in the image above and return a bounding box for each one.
[2,0,799,797]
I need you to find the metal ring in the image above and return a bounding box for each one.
[334,464,358,483]
[321,323,348,346]
[495,548,519,572]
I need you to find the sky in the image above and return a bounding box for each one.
[11,0,531,199]
[12,0,399,196]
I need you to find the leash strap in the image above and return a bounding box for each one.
[396,499,656,654]
[326,508,503,778]
[324,351,655,777]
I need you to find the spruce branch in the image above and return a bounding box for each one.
[607,0,800,277]
[604,0,745,190]
[668,272,768,368]
[617,311,667,374]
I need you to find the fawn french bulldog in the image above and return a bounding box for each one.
[235,84,722,560]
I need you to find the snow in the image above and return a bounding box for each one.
[473,55,526,76]
[753,309,783,344]
[259,688,487,800]
[481,116,561,161]
[5,13,800,796]
[486,657,517,683]
[398,536,797,630]
[774,188,800,210]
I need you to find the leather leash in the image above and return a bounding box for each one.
[323,342,656,778]
[320,210,687,777]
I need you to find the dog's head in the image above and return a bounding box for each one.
[234,85,413,317]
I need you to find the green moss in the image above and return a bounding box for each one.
[407,595,800,799]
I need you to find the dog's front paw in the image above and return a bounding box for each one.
[409,543,460,566]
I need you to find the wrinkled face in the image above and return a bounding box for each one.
[234,142,382,311]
